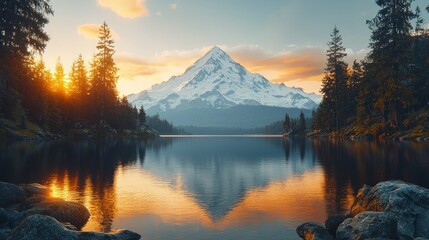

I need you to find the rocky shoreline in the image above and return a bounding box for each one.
[296,180,429,240]
[0,182,141,240]
[0,118,159,141]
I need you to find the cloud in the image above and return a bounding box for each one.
[116,45,368,95]
[169,3,177,10]
[77,24,120,40]
[224,45,326,93]
[97,0,149,19]
[156,11,162,16]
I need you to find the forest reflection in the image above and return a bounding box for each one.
[0,137,428,235]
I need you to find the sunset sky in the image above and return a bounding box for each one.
[43,0,429,96]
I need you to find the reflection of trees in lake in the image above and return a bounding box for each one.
[0,138,172,232]
[310,139,429,216]
[281,137,310,162]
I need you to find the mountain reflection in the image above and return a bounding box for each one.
[0,137,428,239]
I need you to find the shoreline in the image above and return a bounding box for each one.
[0,181,141,240]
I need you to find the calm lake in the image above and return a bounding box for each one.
[0,136,429,239]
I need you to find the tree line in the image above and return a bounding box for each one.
[0,1,147,134]
[313,0,429,137]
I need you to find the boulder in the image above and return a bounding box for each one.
[0,182,27,207]
[6,215,78,240]
[0,208,24,229]
[6,215,141,240]
[24,199,90,229]
[351,180,429,239]
[325,214,349,236]
[18,195,49,211]
[21,184,50,197]
[0,228,11,240]
[296,222,334,240]
[336,211,397,240]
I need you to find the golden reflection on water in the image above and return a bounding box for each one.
[45,164,353,232]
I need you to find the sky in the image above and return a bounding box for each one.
[43,0,429,96]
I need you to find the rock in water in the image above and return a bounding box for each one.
[6,214,78,240]
[336,211,397,240]
[21,183,51,197]
[350,180,429,239]
[0,182,27,207]
[296,222,334,240]
[24,199,90,229]
[6,214,141,240]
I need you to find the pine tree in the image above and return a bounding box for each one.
[367,0,415,128]
[319,27,349,132]
[138,105,147,128]
[283,113,291,133]
[0,0,53,56]
[347,60,363,118]
[0,0,53,119]
[53,58,66,95]
[415,6,425,36]
[27,58,52,128]
[69,54,89,123]
[89,22,119,124]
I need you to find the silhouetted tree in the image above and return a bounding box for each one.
[0,0,53,120]
[316,27,349,132]
[283,113,291,133]
[366,0,415,128]
[88,22,119,124]
[69,54,89,123]
[138,106,147,127]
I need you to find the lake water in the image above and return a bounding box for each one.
[0,136,429,239]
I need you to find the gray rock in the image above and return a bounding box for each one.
[18,195,48,211]
[6,215,141,240]
[325,214,349,236]
[0,228,11,240]
[0,182,27,207]
[6,215,78,240]
[296,222,334,240]
[351,180,429,239]
[24,199,90,229]
[336,211,397,240]
[0,208,24,229]
[21,184,50,197]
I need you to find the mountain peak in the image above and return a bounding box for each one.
[201,46,229,62]
[209,45,224,53]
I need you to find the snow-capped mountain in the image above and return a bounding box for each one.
[128,46,321,112]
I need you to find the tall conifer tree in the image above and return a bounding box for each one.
[89,22,119,124]
[366,0,415,128]
[319,27,349,132]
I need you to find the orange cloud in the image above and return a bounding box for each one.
[77,24,119,40]
[97,0,149,19]
[169,3,177,10]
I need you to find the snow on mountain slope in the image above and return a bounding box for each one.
[128,46,321,111]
